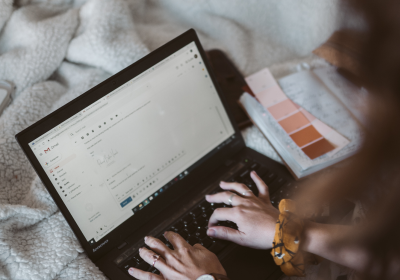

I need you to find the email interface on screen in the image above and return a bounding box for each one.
[29,42,235,244]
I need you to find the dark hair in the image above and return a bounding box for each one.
[298,1,400,279]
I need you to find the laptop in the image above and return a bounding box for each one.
[16,29,296,280]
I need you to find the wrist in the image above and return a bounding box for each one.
[300,220,317,254]
[301,221,349,255]
[301,221,362,267]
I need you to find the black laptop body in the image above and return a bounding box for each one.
[16,29,295,280]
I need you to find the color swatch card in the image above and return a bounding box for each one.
[245,68,349,160]
[239,67,362,178]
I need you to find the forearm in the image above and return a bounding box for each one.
[301,221,370,272]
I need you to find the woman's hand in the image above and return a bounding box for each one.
[128,231,226,280]
[206,171,279,250]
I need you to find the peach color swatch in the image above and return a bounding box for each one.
[268,99,298,120]
[278,112,310,134]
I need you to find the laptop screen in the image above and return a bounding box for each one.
[28,42,235,243]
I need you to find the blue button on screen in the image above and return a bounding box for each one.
[120,196,133,208]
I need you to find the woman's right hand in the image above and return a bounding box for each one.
[206,171,279,250]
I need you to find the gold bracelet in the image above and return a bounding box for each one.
[271,199,306,277]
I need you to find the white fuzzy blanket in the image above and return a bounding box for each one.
[0,1,345,279]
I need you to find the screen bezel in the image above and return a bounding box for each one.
[15,29,245,261]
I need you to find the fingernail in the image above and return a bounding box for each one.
[205,195,210,199]
[163,232,169,240]
[128,267,135,276]
[139,247,142,252]
[144,236,148,242]
[207,228,216,237]
[220,181,226,185]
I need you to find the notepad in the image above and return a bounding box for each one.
[245,68,349,160]
[239,67,362,179]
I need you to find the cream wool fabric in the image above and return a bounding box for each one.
[0,1,346,279]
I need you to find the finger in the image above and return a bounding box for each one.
[139,247,171,275]
[250,171,270,203]
[164,231,190,249]
[144,236,173,259]
[128,267,164,280]
[208,207,236,226]
[207,226,247,246]
[219,181,255,197]
[193,243,206,251]
[205,191,246,206]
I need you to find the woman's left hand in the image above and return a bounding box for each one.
[206,171,279,250]
[128,231,227,280]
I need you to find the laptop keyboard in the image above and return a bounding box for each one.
[116,158,298,278]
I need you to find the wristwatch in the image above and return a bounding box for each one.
[196,273,230,280]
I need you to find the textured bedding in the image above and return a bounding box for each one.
[0,1,346,279]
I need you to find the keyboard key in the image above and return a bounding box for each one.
[247,184,259,196]
[209,240,228,254]
[200,237,213,248]
[159,235,170,246]
[199,201,211,211]
[178,231,188,240]
[136,261,150,271]
[181,215,193,225]
[233,176,242,183]
[189,208,201,217]
[193,216,206,226]
[192,221,201,229]
[186,236,198,245]
[204,208,213,217]
[194,230,207,239]
[136,255,145,264]
[257,166,268,177]
[172,221,183,231]
[118,242,127,250]
[132,253,141,263]
[275,177,285,186]
[200,212,209,219]
[239,169,250,178]
[183,223,196,233]
[213,203,224,209]
[169,226,179,233]
[263,172,277,184]
[123,257,138,271]
[250,162,260,171]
